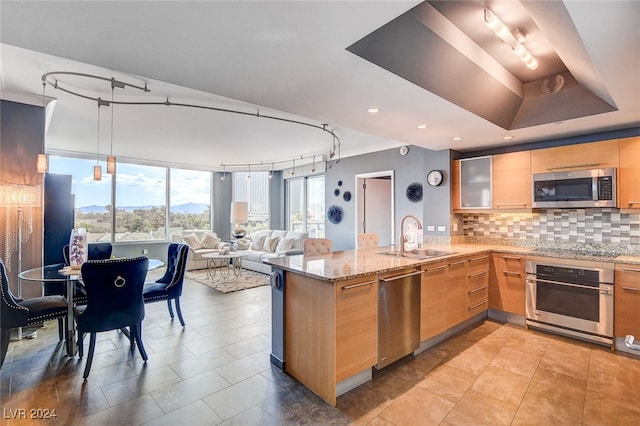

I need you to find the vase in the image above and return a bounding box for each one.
[69,228,87,269]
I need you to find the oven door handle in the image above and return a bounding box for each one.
[529,277,606,292]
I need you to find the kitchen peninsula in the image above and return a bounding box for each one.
[266,244,640,406]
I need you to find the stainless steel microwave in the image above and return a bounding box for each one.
[532,167,616,208]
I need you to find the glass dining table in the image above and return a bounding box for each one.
[18,259,164,357]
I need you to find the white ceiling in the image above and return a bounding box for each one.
[1,1,639,172]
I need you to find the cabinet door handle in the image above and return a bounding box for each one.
[620,268,640,273]
[424,265,446,273]
[468,271,487,278]
[626,201,640,206]
[342,280,377,290]
[501,255,521,260]
[495,203,528,207]
[468,285,488,294]
[470,256,488,262]
[379,270,423,282]
[449,260,466,267]
[468,300,488,310]
[621,286,640,292]
[503,271,522,277]
[547,162,600,170]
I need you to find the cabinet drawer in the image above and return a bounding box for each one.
[467,270,488,288]
[615,284,640,337]
[467,284,488,304]
[468,255,489,273]
[615,265,640,284]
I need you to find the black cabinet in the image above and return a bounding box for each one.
[43,173,74,295]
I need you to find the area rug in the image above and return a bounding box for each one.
[185,268,270,293]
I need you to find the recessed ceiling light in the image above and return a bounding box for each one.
[417,124,428,129]
[367,107,379,114]
[503,135,514,140]
[453,137,463,141]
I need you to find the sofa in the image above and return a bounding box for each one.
[238,229,307,274]
[174,229,307,274]
[172,230,231,271]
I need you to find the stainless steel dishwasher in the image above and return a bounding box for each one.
[377,269,422,369]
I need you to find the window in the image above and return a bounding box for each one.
[287,175,325,237]
[232,171,269,235]
[115,163,167,241]
[48,156,113,242]
[169,168,212,241]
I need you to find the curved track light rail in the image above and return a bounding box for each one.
[42,71,342,166]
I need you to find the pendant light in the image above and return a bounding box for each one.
[94,101,102,181]
[106,85,116,174]
[37,82,49,173]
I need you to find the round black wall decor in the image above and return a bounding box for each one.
[337,180,343,187]
[343,191,352,202]
[406,183,423,203]
[327,205,343,224]
[334,188,340,197]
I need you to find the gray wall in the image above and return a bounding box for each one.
[325,146,452,251]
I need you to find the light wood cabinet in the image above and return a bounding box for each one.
[489,253,525,315]
[421,254,490,340]
[492,151,532,209]
[421,261,448,341]
[466,255,489,318]
[451,160,461,211]
[619,136,640,209]
[530,139,619,174]
[614,264,640,337]
[335,276,378,382]
[285,272,378,405]
[446,258,469,326]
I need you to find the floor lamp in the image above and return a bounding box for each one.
[0,184,41,339]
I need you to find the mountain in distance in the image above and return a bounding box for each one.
[77,202,208,214]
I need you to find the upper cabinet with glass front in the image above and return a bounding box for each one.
[459,156,492,209]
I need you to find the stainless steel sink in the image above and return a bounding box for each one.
[380,249,455,259]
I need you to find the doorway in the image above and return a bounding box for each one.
[355,170,394,247]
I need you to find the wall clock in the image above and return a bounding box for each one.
[427,170,443,187]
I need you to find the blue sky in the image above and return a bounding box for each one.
[49,156,210,207]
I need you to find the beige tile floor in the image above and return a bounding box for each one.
[2,275,640,425]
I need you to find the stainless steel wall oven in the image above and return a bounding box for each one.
[525,256,614,346]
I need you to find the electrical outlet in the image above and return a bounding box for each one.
[427,225,435,232]
[142,248,148,255]
[453,222,458,232]
[437,226,446,232]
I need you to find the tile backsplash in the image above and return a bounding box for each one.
[463,209,640,247]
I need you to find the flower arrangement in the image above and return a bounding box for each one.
[69,228,87,269]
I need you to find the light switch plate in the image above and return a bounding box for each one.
[427,225,435,231]
[437,226,446,232]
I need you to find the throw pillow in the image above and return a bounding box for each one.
[275,237,294,252]
[182,233,202,250]
[262,236,280,253]
[236,238,250,250]
[200,232,221,249]
[251,235,267,251]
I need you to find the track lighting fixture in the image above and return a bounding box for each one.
[483,9,538,71]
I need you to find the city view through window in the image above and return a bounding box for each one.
[49,156,213,242]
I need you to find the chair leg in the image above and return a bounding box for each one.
[78,331,84,359]
[167,299,175,320]
[1,328,11,367]
[174,298,185,327]
[83,333,97,379]
[58,318,65,341]
[131,323,148,361]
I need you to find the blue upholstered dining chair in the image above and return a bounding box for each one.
[75,257,149,379]
[1,258,68,368]
[46,242,114,303]
[143,243,189,327]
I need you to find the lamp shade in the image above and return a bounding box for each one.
[230,201,248,224]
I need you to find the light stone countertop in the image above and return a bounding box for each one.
[265,243,640,282]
